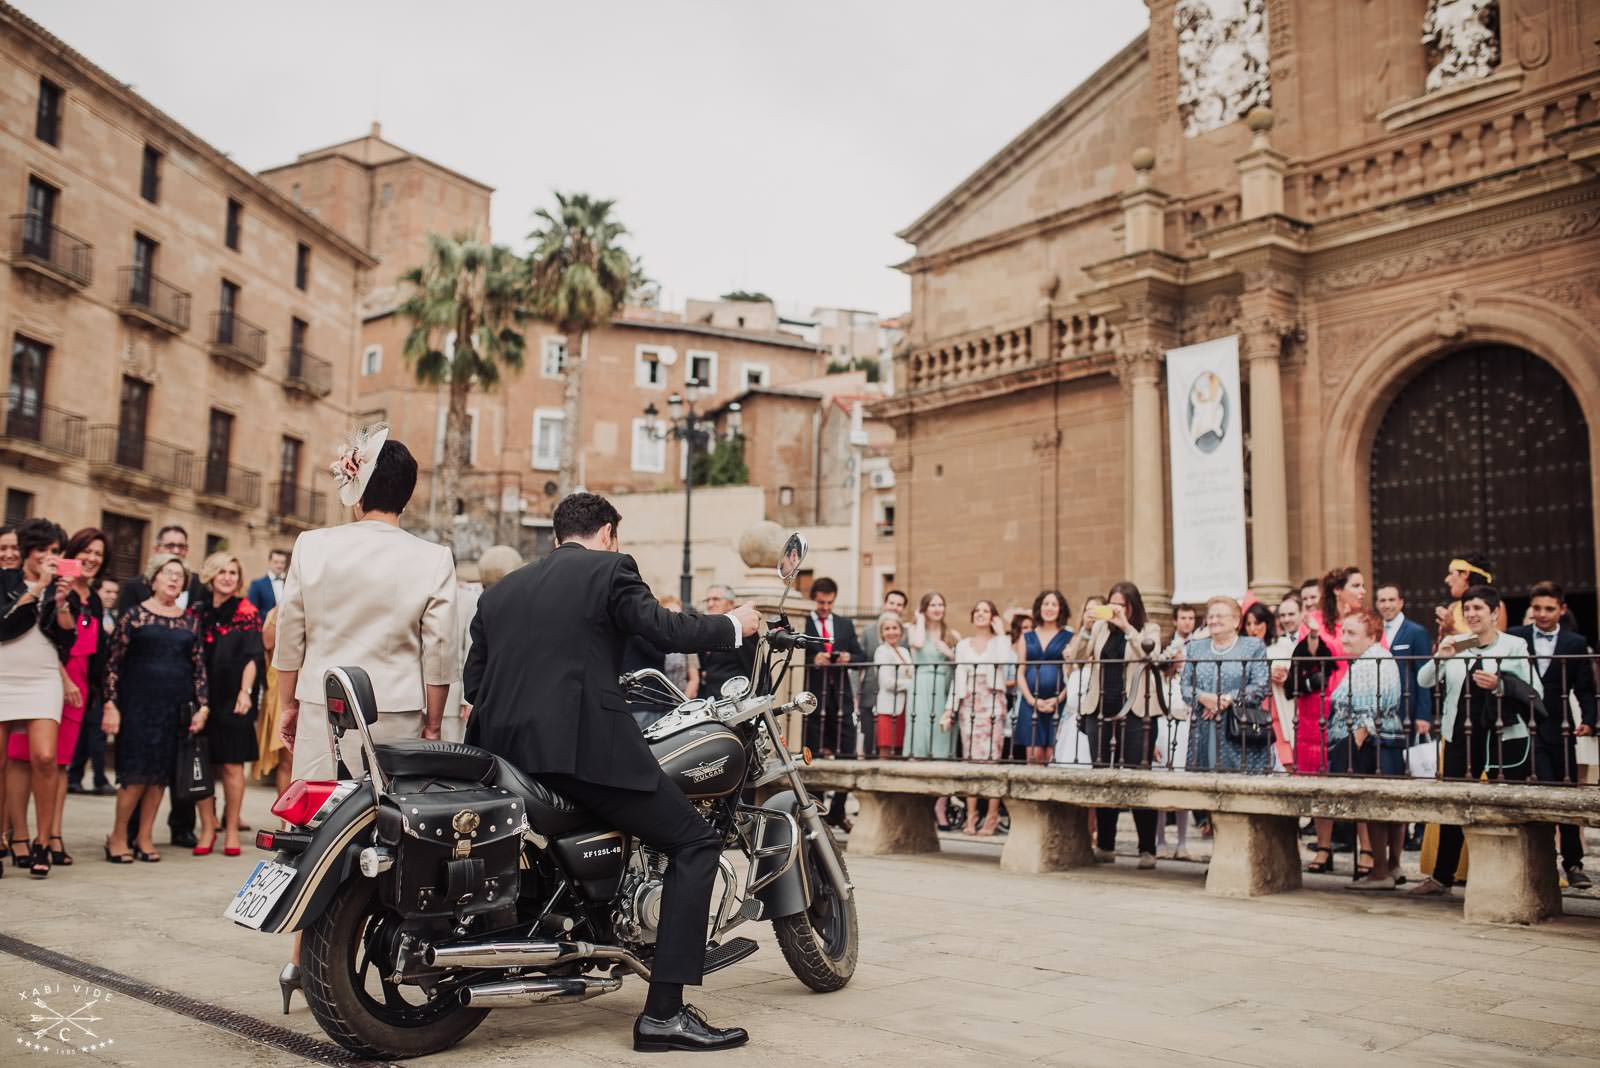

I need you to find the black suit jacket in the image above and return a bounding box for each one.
[804,613,863,713]
[463,543,736,790]
[1508,625,1597,745]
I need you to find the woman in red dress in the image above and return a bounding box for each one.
[1293,565,1366,873]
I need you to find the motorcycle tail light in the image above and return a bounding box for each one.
[255,830,276,851]
[271,780,343,828]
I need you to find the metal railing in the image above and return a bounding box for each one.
[9,214,93,286]
[87,424,194,489]
[117,267,191,331]
[284,346,332,398]
[0,402,87,457]
[209,310,267,368]
[199,461,261,509]
[269,481,326,527]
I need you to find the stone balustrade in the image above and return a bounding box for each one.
[801,759,1600,925]
[903,308,1117,394]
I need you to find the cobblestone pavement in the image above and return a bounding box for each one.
[3,786,1599,1066]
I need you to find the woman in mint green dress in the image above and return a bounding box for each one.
[906,592,958,760]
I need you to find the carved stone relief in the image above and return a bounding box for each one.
[1317,318,1386,390]
[1179,294,1240,345]
[1516,271,1600,328]
[1174,0,1272,138]
[1423,0,1501,93]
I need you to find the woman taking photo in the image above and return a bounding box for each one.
[102,554,209,863]
[6,527,110,869]
[944,600,1014,833]
[1293,565,1366,874]
[1179,596,1270,773]
[906,592,957,760]
[0,518,71,877]
[1015,590,1071,765]
[872,612,912,755]
[195,550,263,857]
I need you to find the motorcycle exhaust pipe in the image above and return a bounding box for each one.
[426,939,585,969]
[461,975,623,1008]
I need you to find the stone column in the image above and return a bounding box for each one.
[1123,348,1170,616]
[1243,328,1292,603]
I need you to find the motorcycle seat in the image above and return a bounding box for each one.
[491,759,596,837]
[373,740,498,784]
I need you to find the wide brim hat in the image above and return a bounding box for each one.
[331,423,390,508]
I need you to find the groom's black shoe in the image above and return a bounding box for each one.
[633,1004,749,1052]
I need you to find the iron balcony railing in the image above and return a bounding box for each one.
[284,346,333,398]
[10,214,93,287]
[0,402,87,457]
[209,310,267,368]
[199,461,261,509]
[270,482,326,527]
[117,267,191,332]
[87,424,194,490]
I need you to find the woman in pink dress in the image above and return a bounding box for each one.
[1292,565,1366,873]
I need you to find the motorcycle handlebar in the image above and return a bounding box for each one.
[765,630,823,653]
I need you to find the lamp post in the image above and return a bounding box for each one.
[643,382,741,605]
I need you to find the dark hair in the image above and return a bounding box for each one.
[1008,612,1032,643]
[1375,583,1402,598]
[1277,592,1300,609]
[1320,565,1361,632]
[0,524,14,539]
[268,547,290,560]
[1174,603,1197,618]
[971,599,1000,626]
[16,517,65,557]
[1529,580,1565,603]
[811,577,839,598]
[1455,552,1493,575]
[1240,601,1276,641]
[1032,589,1069,628]
[156,523,188,542]
[64,527,111,565]
[1462,583,1501,612]
[360,439,418,514]
[1299,578,1320,594]
[918,590,951,642]
[1108,581,1147,631]
[884,588,908,606]
[552,491,621,543]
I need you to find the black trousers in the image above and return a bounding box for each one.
[1533,733,1585,870]
[1433,717,1531,885]
[69,700,110,788]
[1083,715,1158,855]
[538,768,722,986]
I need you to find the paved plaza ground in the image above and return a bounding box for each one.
[2,784,1599,1066]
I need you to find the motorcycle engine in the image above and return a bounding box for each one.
[613,848,666,944]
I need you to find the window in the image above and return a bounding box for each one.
[35,77,62,145]
[433,408,480,467]
[741,364,770,389]
[204,409,233,496]
[540,336,567,378]
[361,344,382,376]
[4,489,33,526]
[130,233,157,305]
[225,198,242,250]
[290,317,308,354]
[22,177,57,257]
[687,349,717,391]
[6,335,49,441]
[116,376,150,469]
[100,512,146,582]
[290,182,301,204]
[879,502,896,537]
[204,534,227,558]
[140,145,162,203]
[631,417,665,473]
[295,242,310,291]
[779,486,795,507]
[278,436,303,509]
[217,279,239,343]
[532,409,564,471]
[634,346,668,389]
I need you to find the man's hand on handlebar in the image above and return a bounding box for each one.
[732,602,761,637]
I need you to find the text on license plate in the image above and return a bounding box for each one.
[223,860,298,929]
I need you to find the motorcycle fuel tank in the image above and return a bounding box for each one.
[650,720,747,799]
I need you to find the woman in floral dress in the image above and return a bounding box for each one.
[944,600,1014,833]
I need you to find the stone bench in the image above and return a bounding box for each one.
[799,759,1600,925]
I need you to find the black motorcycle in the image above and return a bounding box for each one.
[224,533,857,1058]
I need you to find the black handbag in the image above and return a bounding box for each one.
[173,709,214,802]
[1224,697,1274,744]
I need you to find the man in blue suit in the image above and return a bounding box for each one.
[246,547,290,616]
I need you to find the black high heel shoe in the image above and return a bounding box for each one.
[1304,848,1334,874]
[9,839,29,869]
[29,842,51,878]
[278,964,302,1015]
[48,835,73,866]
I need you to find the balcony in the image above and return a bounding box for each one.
[87,425,194,494]
[270,482,326,530]
[196,461,261,513]
[283,347,333,399]
[0,403,87,465]
[116,267,191,334]
[9,214,92,289]
[209,311,267,370]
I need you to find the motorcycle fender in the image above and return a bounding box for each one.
[751,790,812,919]
[258,792,377,935]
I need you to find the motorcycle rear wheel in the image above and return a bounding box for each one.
[772,829,858,992]
[301,878,489,1058]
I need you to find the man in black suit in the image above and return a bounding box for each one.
[1510,580,1597,889]
[464,493,760,1053]
[804,578,862,829]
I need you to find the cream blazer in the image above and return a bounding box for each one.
[273,520,457,712]
[1066,620,1164,718]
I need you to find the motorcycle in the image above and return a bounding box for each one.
[222,532,857,1058]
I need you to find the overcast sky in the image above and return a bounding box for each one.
[18,1,1148,318]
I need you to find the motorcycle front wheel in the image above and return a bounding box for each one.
[300,878,489,1058]
[772,829,858,991]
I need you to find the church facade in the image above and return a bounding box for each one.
[882,0,1600,627]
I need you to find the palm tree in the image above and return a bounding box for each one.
[527,193,640,497]
[396,232,530,546]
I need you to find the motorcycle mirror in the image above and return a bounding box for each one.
[720,676,751,701]
[777,532,807,584]
[794,691,819,717]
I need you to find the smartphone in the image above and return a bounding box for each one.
[1089,605,1115,621]
[1447,632,1481,651]
[55,558,82,579]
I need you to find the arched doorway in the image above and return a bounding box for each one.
[1369,345,1596,635]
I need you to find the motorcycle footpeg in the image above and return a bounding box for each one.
[702,936,760,976]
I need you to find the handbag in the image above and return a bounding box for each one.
[173,708,215,802]
[1224,699,1274,744]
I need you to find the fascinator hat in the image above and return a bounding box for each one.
[330,423,391,508]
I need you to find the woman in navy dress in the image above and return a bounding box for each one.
[101,554,208,863]
[1014,590,1072,765]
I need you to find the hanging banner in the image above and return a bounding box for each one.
[1166,335,1248,603]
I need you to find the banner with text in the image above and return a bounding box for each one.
[1166,335,1248,603]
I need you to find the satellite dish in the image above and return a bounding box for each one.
[656,347,678,367]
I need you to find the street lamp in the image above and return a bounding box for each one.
[643,380,740,605]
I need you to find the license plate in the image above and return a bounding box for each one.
[223,859,298,930]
